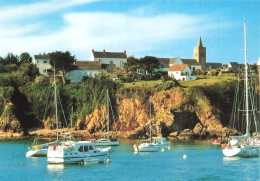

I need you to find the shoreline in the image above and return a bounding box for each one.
[0,129,225,141]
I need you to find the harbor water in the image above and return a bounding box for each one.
[0,139,259,181]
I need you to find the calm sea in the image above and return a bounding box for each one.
[0,138,259,181]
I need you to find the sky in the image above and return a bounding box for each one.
[0,0,259,64]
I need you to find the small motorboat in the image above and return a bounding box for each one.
[212,139,221,146]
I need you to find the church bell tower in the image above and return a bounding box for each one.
[194,37,206,70]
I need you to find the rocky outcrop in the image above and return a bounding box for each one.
[74,86,229,140]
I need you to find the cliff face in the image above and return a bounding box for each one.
[78,86,233,140]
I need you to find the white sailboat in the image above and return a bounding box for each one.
[26,67,61,157]
[92,89,120,146]
[134,97,160,152]
[222,21,260,157]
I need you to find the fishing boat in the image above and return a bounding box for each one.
[222,21,260,157]
[92,89,120,146]
[134,97,160,152]
[47,141,110,164]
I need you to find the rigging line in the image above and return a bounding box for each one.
[43,87,52,121]
[249,83,258,132]
[230,81,238,129]
[58,92,68,128]
[109,93,119,139]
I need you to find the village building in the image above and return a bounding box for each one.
[206,63,223,70]
[34,54,51,76]
[66,61,101,83]
[168,64,196,81]
[227,62,245,72]
[90,49,127,71]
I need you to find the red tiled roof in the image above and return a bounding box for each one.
[169,64,188,71]
[75,60,101,70]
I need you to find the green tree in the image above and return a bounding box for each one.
[140,56,160,78]
[49,51,76,83]
[123,56,140,78]
[18,63,39,81]
[3,53,19,65]
[20,52,32,63]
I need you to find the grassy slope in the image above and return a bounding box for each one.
[123,75,236,88]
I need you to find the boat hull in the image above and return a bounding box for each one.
[93,141,120,146]
[26,149,48,157]
[135,143,160,152]
[222,145,260,157]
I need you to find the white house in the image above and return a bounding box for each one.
[168,64,196,81]
[66,61,101,83]
[34,54,52,76]
[90,49,127,70]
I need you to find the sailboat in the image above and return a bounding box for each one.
[134,97,160,152]
[222,21,260,157]
[26,68,61,157]
[47,76,110,164]
[92,89,120,146]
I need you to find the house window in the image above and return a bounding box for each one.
[43,69,47,73]
[120,61,123,66]
[43,60,48,64]
[110,61,113,65]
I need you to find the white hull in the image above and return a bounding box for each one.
[135,143,160,152]
[93,140,120,146]
[26,149,48,157]
[222,145,260,157]
[48,154,108,164]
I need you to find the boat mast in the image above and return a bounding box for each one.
[244,21,249,135]
[149,96,152,143]
[107,89,109,140]
[54,66,59,141]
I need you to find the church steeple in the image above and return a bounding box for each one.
[197,37,203,47]
[194,37,206,70]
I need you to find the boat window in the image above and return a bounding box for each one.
[89,146,94,150]
[84,146,89,152]
[78,146,84,152]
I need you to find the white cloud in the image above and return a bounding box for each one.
[0,0,99,22]
[0,1,230,60]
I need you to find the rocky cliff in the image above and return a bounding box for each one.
[76,86,235,140]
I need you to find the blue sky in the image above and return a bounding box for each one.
[0,0,259,64]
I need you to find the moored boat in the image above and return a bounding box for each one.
[212,139,221,146]
[222,21,260,157]
[47,141,110,164]
[153,137,170,149]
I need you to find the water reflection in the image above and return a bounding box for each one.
[222,156,240,164]
[47,164,64,172]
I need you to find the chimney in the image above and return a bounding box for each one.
[103,49,105,53]
[123,50,126,54]
[92,49,94,53]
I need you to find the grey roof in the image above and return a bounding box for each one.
[206,63,223,69]
[34,55,50,59]
[158,58,170,68]
[181,59,200,66]
[158,58,170,64]
[169,57,178,64]
[93,51,127,59]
